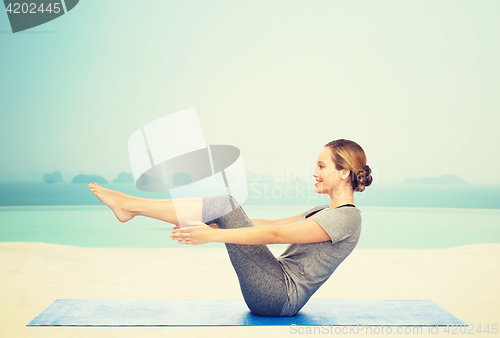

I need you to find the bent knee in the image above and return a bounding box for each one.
[226,194,242,210]
[202,194,242,224]
[219,194,242,219]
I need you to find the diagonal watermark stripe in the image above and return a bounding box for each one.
[127,107,248,227]
[3,0,79,33]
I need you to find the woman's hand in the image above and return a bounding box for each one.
[170,219,215,245]
[172,223,218,230]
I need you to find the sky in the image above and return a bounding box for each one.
[0,0,499,185]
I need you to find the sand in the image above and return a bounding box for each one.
[1,242,499,337]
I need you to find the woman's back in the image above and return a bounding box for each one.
[277,205,362,316]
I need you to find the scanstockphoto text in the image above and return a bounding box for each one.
[247,164,377,203]
[289,323,498,335]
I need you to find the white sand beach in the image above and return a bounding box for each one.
[1,242,499,338]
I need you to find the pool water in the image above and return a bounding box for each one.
[1,205,499,249]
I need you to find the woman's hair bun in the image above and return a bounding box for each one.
[353,164,373,192]
[364,165,372,176]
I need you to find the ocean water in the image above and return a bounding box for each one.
[0,181,499,209]
[0,205,499,249]
[0,181,498,249]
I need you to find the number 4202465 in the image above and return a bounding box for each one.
[5,3,62,14]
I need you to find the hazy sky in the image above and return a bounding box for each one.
[0,0,498,185]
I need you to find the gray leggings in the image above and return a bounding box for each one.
[201,194,288,316]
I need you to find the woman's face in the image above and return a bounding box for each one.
[312,147,350,195]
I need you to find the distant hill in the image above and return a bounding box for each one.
[43,171,64,183]
[113,172,134,183]
[403,174,467,185]
[72,174,108,184]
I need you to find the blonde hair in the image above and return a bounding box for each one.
[324,139,373,192]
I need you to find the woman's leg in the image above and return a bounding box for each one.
[202,194,288,317]
[88,183,202,226]
[89,183,288,315]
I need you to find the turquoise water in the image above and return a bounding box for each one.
[1,205,499,249]
[0,182,500,209]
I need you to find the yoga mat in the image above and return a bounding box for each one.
[27,299,466,327]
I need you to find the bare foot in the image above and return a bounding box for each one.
[88,182,136,223]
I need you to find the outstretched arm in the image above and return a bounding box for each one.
[211,225,279,244]
[170,220,279,245]
[251,214,302,226]
[170,218,331,245]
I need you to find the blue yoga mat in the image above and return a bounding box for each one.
[27,299,466,327]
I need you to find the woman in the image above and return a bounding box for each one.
[88,139,372,317]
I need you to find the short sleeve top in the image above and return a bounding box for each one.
[277,204,362,316]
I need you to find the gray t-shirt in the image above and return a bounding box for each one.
[277,204,362,316]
